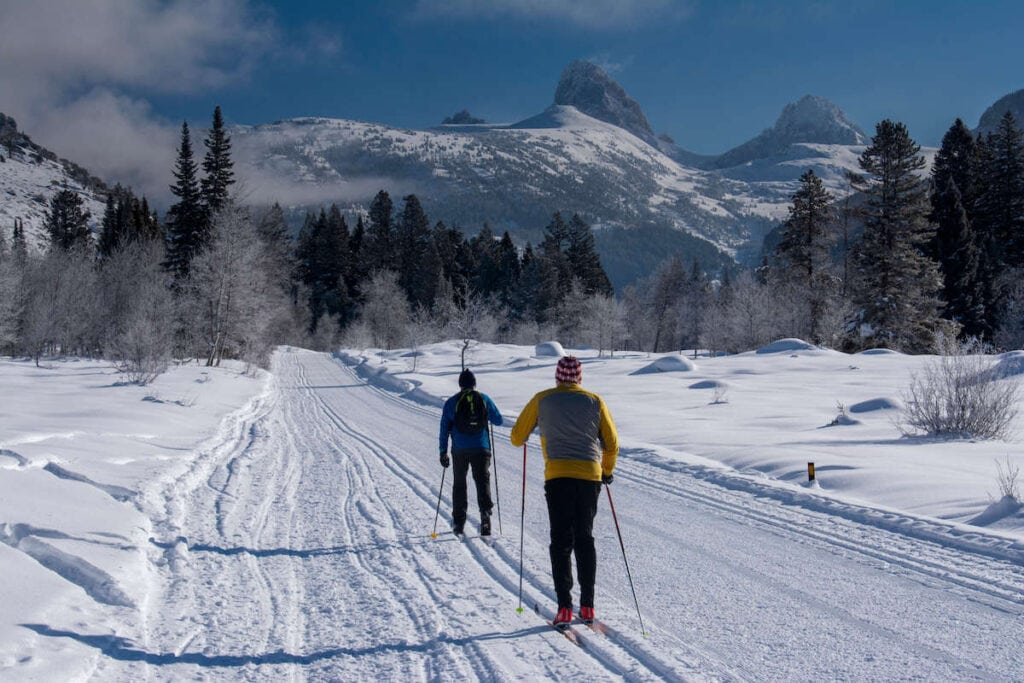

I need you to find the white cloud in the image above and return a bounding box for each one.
[0,0,276,202]
[411,0,692,30]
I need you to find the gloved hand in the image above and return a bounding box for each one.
[601,473,613,485]
[440,451,450,468]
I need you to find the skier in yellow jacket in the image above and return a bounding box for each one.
[510,355,618,627]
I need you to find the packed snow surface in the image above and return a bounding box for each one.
[2,342,1023,681]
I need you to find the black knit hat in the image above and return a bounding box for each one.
[458,369,476,389]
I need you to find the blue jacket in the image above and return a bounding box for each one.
[439,390,503,453]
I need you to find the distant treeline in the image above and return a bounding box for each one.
[2,108,1023,381]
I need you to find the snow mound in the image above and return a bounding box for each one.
[756,338,816,354]
[992,351,1024,378]
[534,341,565,357]
[858,348,901,356]
[825,414,862,427]
[689,379,727,389]
[969,495,1023,527]
[849,397,902,413]
[632,356,697,375]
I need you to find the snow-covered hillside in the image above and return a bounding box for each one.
[2,342,1022,680]
[0,151,105,251]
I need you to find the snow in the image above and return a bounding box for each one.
[2,341,1023,681]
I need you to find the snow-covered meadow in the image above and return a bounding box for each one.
[2,340,1023,680]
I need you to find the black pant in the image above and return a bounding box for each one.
[452,449,492,526]
[544,477,602,610]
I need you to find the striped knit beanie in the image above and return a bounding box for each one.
[555,355,582,384]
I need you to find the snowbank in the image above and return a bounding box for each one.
[632,355,697,374]
[534,341,565,357]
[756,338,817,354]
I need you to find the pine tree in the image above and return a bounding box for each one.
[773,169,837,343]
[45,188,92,252]
[200,106,234,215]
[164,122,206,279]
[12,219,27,264]
[494,231,522,309]
[930,120,985,337]
[396,194,436,308]
[566,213,613,296]
[363,190,396,272]
[851,120,943,352]
[470,223,499,297]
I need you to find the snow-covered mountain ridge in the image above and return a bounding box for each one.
[232,100,869,284]
[0,115,106,249]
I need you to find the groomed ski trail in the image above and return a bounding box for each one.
[84,348,1024,681]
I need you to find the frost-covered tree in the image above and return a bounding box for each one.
[21,248,99,363]
[184,204,283,367]
[358,269,410,350]
[98,240,174,383]
[850,120,944,352]
[578,292,627,356]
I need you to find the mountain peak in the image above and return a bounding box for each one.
[708,95,865,169]
[773,95,866,146]
[976,89,1024,136]
[553,60,655,142]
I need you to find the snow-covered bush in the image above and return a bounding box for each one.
[995,456,1021,501]
[898,339,1020,440]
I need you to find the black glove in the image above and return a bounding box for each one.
[440,451,450,468]
[602,473,613,485]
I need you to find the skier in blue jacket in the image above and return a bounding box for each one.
[439,369,503,535]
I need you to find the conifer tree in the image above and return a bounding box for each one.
[97,185,135,257]
[930,120,985,337]
[363,190,396,272]
[851,120,943,352]
[494,231,522,309]
[201,106,235,215]
[566,213,613,296]
[773,169,837,343]
[12,219,27,264]
[396,194,436,307]
[164,121,206,279]
[45,188,92,252]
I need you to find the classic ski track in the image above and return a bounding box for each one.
[615,464,1024,612]
[294,358,599,681]
[321,356,743,681]
[336,354,1024,681]
[296,351,553,681]
[133,349,1024,681]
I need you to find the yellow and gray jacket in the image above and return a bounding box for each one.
[510,383,618,482]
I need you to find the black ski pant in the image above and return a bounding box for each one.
[452,449,493,527]
[544,477,602,610]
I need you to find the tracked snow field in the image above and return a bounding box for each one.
[9,347,1024,681]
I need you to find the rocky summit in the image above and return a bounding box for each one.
[554,60,656,144]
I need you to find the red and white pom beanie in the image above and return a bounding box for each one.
[555,355,582,384]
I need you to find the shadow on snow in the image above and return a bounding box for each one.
[21,623,547,667]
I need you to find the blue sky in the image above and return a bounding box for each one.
[1,0,1021,196]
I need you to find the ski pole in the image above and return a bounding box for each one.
[430,466,447,539]
[516,442,527,613]
[605,485,648,637]
[490,423,503,535]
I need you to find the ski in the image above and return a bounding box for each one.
[534,602,584,647]
[582,619,609,636]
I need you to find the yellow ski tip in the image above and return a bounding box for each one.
[430,532,437,539]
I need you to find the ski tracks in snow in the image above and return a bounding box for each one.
[97,348,1024,681]
[133,349,700,681]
